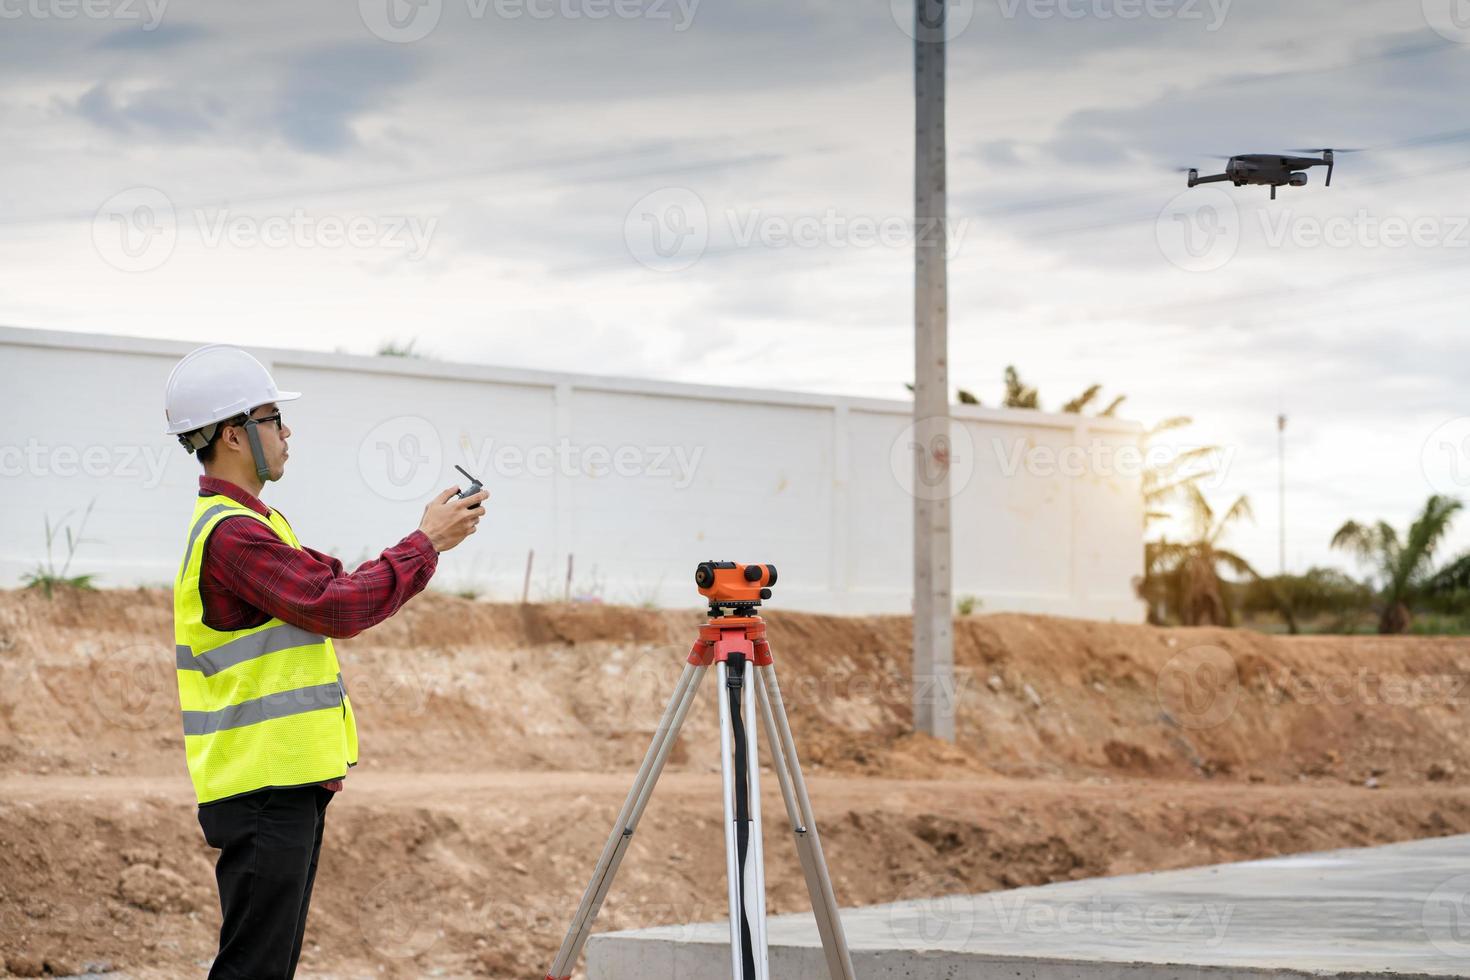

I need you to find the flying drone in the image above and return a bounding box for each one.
[1183,148,1359,199]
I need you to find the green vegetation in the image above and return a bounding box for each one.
[376,338,423,358]
[24,501,98,598]
[1330,494,1468,634]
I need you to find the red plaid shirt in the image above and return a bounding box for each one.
[195,476,440,790]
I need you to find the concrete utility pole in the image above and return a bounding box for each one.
[1277,412,1287,576]
[913,0,955,742]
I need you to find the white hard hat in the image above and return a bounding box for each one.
[164,344,300,436]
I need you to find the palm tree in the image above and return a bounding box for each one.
[907,366,1122,416]
[1140,416,1221,528]
[1144,487,1257,626]
[1001,366,1040,409]
[1331,494,1464,634]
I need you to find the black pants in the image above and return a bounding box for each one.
[197,786,334,980]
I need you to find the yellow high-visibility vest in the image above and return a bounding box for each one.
[174,493,358,804]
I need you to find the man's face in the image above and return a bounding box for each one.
[225,402,292,481]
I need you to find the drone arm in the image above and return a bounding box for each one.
[1190,172,1231,185]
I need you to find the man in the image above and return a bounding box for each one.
[163,344,487,979]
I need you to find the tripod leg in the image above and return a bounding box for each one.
[717,659,756,980]
[755,663,858,980]
[546,661,706,980]
[743,659,771,979]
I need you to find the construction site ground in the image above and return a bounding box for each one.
[4,589,1470,978]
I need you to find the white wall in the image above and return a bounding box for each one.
[0,326,1144,620]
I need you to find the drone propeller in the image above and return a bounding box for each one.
[1285,148,1362,187]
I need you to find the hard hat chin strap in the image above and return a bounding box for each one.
[241,418,272,483]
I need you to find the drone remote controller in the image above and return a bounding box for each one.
[454,465,484,510]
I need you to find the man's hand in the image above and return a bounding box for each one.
[419,486,489,552]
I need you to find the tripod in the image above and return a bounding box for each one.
[546,565,857,980]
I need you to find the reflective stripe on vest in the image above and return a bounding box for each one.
[181,678,344,736]
[173,494,358,804]
[175,623,323,677]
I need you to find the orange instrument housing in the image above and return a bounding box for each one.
[694,561,778,606]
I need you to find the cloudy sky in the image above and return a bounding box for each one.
[3,0,1469,577]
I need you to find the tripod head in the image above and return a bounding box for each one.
[695,561,777,617]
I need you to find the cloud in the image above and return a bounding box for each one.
[95,21,209,49]
[74,82,220,136]
[274,43,422,154]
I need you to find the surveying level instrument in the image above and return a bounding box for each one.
[546,562,857,980]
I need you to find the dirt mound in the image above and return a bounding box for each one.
[3,588,1468,787]
[4,773,1469,979]
[5,587,1470,978]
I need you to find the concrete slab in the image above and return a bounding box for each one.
[585,834,1470,979]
